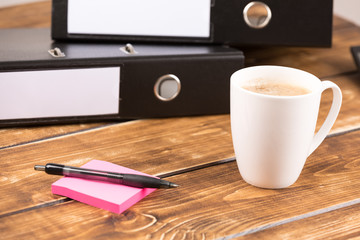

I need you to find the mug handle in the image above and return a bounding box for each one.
[308,81,342,156]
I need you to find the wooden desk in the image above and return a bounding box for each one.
[1,2,360,239]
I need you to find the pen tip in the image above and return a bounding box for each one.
[169,182,179,188]
[34,165,46,171]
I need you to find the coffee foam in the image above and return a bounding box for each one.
[242,78,311,96]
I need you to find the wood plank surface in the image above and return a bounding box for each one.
[1,129,359,239]
[0,123,110,149]
[317,72,360,134]
[237,203,360,239]
[0,1,51,28]
[0,115,235,216]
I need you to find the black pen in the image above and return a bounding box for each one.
[34,163,179,189]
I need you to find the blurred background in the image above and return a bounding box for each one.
[0,0,359,26]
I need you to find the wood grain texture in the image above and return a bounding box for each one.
[1,130,360,239]
[0,1,51,28]
[0,123,110,149]
[317,73,360,134]
[237,203,360,240]
[0,115,235,216]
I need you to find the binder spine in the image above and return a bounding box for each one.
[51,0,68,40]
[52,0,333,47]
[0,28,245,127]
[119,54,244,118]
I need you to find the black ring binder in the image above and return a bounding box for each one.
[0,28,244,127]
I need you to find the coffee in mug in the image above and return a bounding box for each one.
[242,81,311,96]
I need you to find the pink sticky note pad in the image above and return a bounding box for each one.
[51,160,157,214]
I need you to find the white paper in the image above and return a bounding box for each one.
[68,0,211,38]
[0,67,120,120]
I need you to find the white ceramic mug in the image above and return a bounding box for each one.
[230,66,342,189]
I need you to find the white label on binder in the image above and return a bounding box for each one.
[0,67,120,120]
[67,0,211,38]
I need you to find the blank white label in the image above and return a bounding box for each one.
[68,0,211,38]
[0,67,120,120]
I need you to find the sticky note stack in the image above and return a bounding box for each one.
[52,160,157,214]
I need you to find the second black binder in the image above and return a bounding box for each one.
[52,0,333,47]
[0,28,244,127]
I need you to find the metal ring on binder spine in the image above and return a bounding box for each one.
[154,74,181,101]
[243,1,272,29]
